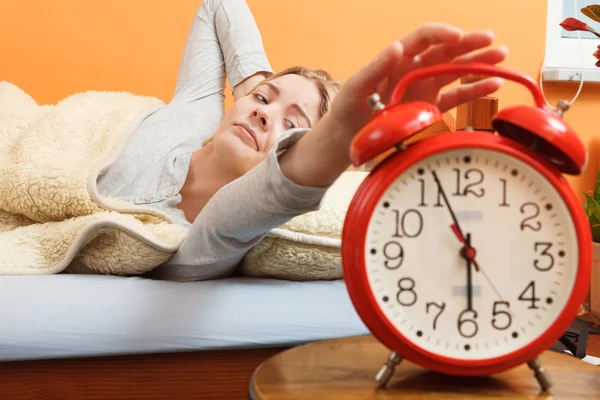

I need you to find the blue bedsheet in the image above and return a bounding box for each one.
[0,275,369,361]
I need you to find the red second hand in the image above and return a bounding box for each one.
[471,259,508,305]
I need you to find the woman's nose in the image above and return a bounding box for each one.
[253,110,269,131]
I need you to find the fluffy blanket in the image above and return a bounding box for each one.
[0,82,188,275]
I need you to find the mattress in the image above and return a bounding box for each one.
[0,275,369,361]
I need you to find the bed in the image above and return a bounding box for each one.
[0,103,459,400]
[0,274,369,399]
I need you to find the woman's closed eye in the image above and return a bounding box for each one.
[254,93,268,104]
[255,93,298,129]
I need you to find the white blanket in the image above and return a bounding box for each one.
[0,82,188,275]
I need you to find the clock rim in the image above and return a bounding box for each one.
[341,131,592,376]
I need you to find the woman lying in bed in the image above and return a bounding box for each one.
[103,0,508,281]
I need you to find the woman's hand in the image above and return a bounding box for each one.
[279,24,508,188]
[330,23,508,138]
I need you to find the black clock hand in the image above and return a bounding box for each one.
[464,233,474,311]
[432,170,508,307]
[461,234,510,312]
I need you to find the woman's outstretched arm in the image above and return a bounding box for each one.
[171,0,272,104]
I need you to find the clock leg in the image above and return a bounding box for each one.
[527,357,554,391]
[375,351,404,388]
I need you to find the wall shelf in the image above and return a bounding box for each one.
[542,67,600,83]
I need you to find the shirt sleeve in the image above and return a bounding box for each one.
[171,0,273,104]
[145,129,330,281]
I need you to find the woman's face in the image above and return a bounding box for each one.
[213,74,322,176]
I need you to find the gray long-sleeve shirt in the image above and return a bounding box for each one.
[96,0,328,281]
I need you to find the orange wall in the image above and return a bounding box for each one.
[1,0,598,195]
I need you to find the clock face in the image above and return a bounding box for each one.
[365,148,578,361]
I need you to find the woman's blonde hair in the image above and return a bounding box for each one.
[202,66,340,147]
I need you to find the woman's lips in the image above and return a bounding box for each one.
[236,124,258,150]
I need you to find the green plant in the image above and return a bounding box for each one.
[584,171,600,242]
[560,4,600,67]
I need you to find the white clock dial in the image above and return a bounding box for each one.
[365,148,578,360]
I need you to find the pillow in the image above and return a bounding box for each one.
[239,171,369,281]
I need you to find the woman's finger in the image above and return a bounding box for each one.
[452,44,509,65]
[416,30,495,67]
[429,46,509,89]
[399,23,463,58]
[436,77,504,112]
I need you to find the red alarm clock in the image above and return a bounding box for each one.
[341,63,592,391]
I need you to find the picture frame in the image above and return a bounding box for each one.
[543,0,600,82]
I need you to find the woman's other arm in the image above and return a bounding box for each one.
[172,0,272,104]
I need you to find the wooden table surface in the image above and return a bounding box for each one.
[250,335,600,400]
[588,331,600,357]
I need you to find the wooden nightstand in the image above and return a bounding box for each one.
[249,335,599,399]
